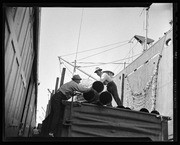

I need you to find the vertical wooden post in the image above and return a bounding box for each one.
[55,77,59,93]
[60,68,66,87]
[124,62,126,69]
[121,73,125,106]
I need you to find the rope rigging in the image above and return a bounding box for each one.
[77,42,130,61]
[59,40,129,57]
[73,8,84,74]
[73,53,141,65]
[113,41,139,73]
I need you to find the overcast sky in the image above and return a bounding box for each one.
[36,3,172,125]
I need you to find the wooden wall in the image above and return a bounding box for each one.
[4,7,40,137]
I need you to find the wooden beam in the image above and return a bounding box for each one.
[55,77,59,93]
[60,68,66,87]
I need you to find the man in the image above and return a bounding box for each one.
[94,67,122,107]
[48,74,91,137]
[103,70,114,78]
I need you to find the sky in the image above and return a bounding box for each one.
[36,3,173,125]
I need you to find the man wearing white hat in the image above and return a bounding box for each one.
[94,67,122,107]
[48,74,91,137]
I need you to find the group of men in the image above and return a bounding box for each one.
[48,67,122,137]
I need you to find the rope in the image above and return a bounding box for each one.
[74,8,84,74]
[78,63,127,68]
[113,41,139,73]
[77,42,129,61]
[59,40,129,57]
[76,53,140,65]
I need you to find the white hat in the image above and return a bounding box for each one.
[94,67,102,73]
[103,70,114,76]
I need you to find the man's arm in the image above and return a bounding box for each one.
[100,73,109,83]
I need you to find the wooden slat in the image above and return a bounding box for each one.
[21,77,34,125]
[15,83,24,119]
[14,7,26,41]
[5,58,19,120]
[5,20,11,52]
[5,40,15,90]
[23,85,36,137]
[20,17,31,57]
[8,75,22,119]
[18,8,31,55]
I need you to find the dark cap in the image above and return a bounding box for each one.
[72,74,82,80]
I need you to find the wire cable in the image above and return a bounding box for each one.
[77,42,129,61]
[78,62,128,68]
[62,62,73,76]
[113,41,139,73]
[75,53,140,65]
[59,40,129,57]
[74,8,84,74]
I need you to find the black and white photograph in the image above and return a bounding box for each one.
[2,3,177,142]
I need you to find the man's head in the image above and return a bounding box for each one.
[72,74,82,84]
[94,67,102,77]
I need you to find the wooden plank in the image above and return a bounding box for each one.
[22,28,31,69]
[4,20,11,51]
[11,7,17,21]
[23,42,32,76]
[15,83,25,120]
[55,77,59,92]
[21,77,34,125]
[25,47,34,81]
[20,18,31,56]
[60,68,66,87]
[23,85,36,137]
[5,58,19,121]
[18,8,31,55]
[8,75,22,120]
[13,78,24,118]
[14,7,26,41]
[5,40,15,90]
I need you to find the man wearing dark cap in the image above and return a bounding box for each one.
[94,67,122,107]
[48,74,91,137]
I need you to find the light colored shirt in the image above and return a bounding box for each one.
[100,73,113,85]
[59,80,91,99]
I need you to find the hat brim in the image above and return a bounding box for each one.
[103,70,114,76]
[72,78,82,80]
[94,69,102,73]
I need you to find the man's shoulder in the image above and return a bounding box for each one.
[102,72,108,77]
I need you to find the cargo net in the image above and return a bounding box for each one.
[124,54,162,112]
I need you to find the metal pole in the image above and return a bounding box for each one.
[144,7,149,52]
[121,73,125,106]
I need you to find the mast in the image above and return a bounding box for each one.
[144,6,150,52]
[73,8,84,75]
